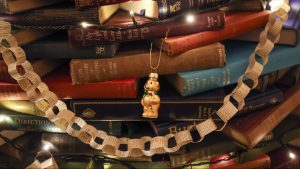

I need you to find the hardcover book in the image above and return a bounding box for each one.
[167,39,300,96]
[23,32,120,59]
[152,11,269,56]
[0,4,119,26]
[0,110,123,136]
[70,81,283,122]
[75,0,137,9]
[0,67,138,100]
[0,0,67,14]
[12,29,55,46]
[0,59,66,83]
[120,0,230,19]
[70,42,225,84]
[223,82,300,149]
[68,10,225,47]
[232,0,300,46]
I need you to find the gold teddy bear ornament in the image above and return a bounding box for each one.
[141,73,160,118]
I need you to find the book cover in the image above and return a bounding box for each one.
[0,59,66,83]
[70,42,225,84]
[12,29,55,46]
[0,4,119,26]
[0,67,138,100]
[152,11,269,56]
[120,0,230,19]
[232,0,300,46]
[0,110,123,136]
[0,0,67,14]
[70,79,283,122]
[23,32,120,59]
[167,39,300,96]
[75,0,136,9]
[68,10,225,47]
[222,82,300,149]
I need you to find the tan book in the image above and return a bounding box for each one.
[223,82,300,149]
[70,42,226,84]
[0,0,67,14]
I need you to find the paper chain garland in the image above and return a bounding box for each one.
[0,1,290,166]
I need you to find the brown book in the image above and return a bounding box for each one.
[12,29,55,46]
[68,10,225,47]
[0,4,119,26]
[0,59,66,83]
[211,154,271,169]
[152,11,269,56]
[70,42,225,84]
[223,82,300,149]
[232,28,298,46]
[0,0,67,14]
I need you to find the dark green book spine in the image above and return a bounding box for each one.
[23,38,119,59]
[0,111,123,136]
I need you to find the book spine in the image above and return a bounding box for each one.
[23,41,119,59]
[171,40,300,96]
[0,78,138,100]
[157,0,230,19]
[0,61,15,83]
[150,89,283,135]
[0,113,123,136]
[0,0,8,14]
[160,11,269,56]
[0,8,99,26]
[70,86,283,122]
[75,0,134,9]
[70,42,225,84]
[68,10,225,47]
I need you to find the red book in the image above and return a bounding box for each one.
[223,82,300,149]
[75,0,139,9]
[152,11,270,56]
[68,10,225,47]
[210,154,271,169]
[0,67,138,100]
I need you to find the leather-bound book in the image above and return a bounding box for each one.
[0,4,119,26]
[70,42,225,84]
[152,11,269,56]
[0,0,67,14]
[0,67,138,100]
[223,82,300,149]
[0,59,65,83]
[68,10,225,47]
[120,0,230,19]
[75,0,137,9]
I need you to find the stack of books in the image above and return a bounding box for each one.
[0,0,300,168]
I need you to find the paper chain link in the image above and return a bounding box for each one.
[0,0,290,161]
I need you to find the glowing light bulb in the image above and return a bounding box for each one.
[81,22,92,28]
[42,141,54,151]
[186,14,195,23]
[0,114,11,122]
[129,10,134,16]
[289,151,296,160]
[269,0,284,11]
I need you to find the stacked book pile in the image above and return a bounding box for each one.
[0,0,300,168]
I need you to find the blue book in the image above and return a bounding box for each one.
[167,39,300,96]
